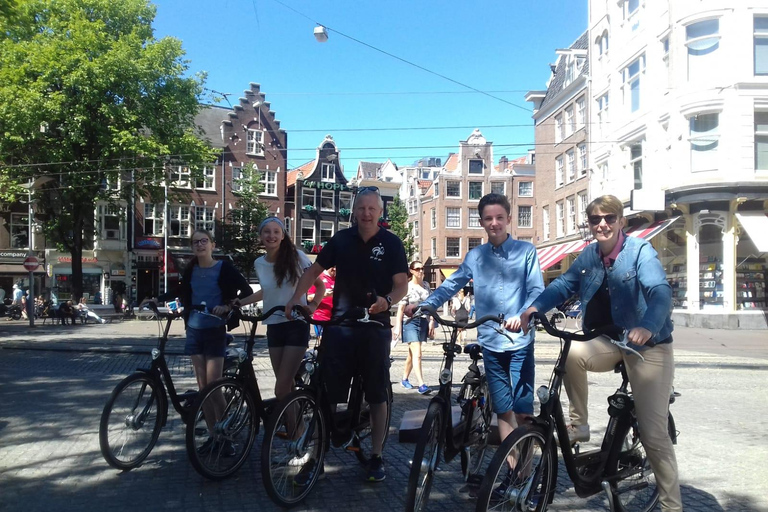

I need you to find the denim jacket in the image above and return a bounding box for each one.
[532,235,673,343]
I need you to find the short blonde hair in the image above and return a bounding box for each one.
[586,195,624,218]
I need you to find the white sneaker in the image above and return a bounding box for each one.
[288,452,311,467]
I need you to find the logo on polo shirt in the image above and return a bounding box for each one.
[371,244,385,262]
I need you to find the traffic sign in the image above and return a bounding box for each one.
[23,256,40,272]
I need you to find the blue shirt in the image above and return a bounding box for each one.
[421,235,545,352]
[188,260,225,329]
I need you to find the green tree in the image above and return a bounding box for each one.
[0,0,215,301]
[387,196,414,261]
[218,165,270,280]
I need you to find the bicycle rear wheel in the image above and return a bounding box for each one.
[475,423,555,512]
[405,401,445,512]
[460,375,493,479]
[185,378,257,480]
[261,390,326,508]
[606,413,676,512]
[353,381,393,465]
[99,373,165,470]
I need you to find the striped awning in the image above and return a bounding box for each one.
[536,240,587,271]
[625,217,680,240]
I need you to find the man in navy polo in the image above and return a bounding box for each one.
[286,187,409,483]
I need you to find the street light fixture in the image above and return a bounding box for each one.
[314,25,328,42]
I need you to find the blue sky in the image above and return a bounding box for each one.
[151,0,587,175]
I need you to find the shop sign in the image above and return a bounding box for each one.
[302,181,349,191]
[0,250,40,263]
[136,238,162,249]
[58,256,98,263]
[111,270,126,276]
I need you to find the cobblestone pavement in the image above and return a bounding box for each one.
[0,319,767,511]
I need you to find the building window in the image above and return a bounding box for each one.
[169,205,191,237]
[413,220,419,238]
[10,213,29,248]
[556,156,564,187]
[690,113,719,172]
[468,237,482,250]
[231,167,243,193]
[446,207,461,228]
[319,221,334,243]
[446,180,461,197]
[302,188,316,209]
[285,217,292,237]
[630,143,643,189]
[555,114,564,143]
[755,111,768,170]
[576,97,586,129]
[542,206,550,241]
[98,204,122,240]
[518,206,532,228]
[321,190,334,211]
[623,0,640,30]
[431,208,436,229]
[468,181,483,200]
[622,55,645,112]
[566,150,576,183]
[662,36,670,81]
[446,238,461,258]
[567,196,576,234]
[556,201,565,238]
[755,17,768,75]
[686,19,719,82]
[339,192,352,211]
[194,166,215,190]
[431,238,437,258]
[597,93,609,135]
[144,203,163,236]
[565,107,575,137]
[578,144,587,176]
[491,181,505,195]
[321,163,335,182]
[170,166,191,188]
[338,221,350,230]
[434,180,439,197]
[246,128,264,156]
[578,192,589,227]
[518,181,533,197]
[597,31,609,57]
[468,159,484,174]
[195,205,215,233]
[468,208,481,228]
[301,220,315,245]
[260,170,277,196]
[518,237,533,243]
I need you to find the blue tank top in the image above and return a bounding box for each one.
[188,260,224,329]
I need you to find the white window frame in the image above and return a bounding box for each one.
[302,188,316,209]
[169,204,191,238]
[556,156,564,187]
[567,196,576,234]
[143,203,163,236]
[431,238,437,258]
[622,0,641,30]
[171,166,191,188]
[320,190,335,211]
[689,113,719,173]
[413,220,420,238]
[629,142,643,189]
[468,207,481,229]
[446,207,461,229]
[468,237,482,251]
[565,107,575,137]
[468,181,483,201]
[339,192,353,211]
[195,166,215,190]
[195,205,215,234]
[321,163,335,182]
[468,159,484,175]
[555,114,564,143]
[755,110,768,170]
[566,150,576,183]
[431,208,437,229]
[755,16,768,76]
[446,237,461,258]
[576,97,586,129]
[434,180,439,197]
[491,181,505,195]
[542,206,550,241]
[446,180,461,198]
[578,144,588,177]
[518,181,533,197]
[231,167,243,193]
[10,212,29,249]
[622,55,645,113]
[246,128,264,156]
[597,93,609,135]
[319,221,334,243]
[338,221,351,230]
[556,201,565,238]
[98,203,124,240]
[518,205,532,229]
[578,192,589,228]
[260,170,277,196]
[301,219,315,245]
[686,19,720,82]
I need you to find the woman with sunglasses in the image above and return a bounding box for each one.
[520,195,681,512]
[394,261,435,395]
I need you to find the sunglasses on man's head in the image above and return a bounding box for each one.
[356,186,380,194]
[588,214,619,226]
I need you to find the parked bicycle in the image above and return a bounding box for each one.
[405,304,504,512]
[260,307,393,508]
[98,302,237,470]
[475,312,679,512]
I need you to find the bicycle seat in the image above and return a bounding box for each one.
[463,343,483,360]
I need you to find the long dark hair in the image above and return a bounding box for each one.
[273,236,301,287]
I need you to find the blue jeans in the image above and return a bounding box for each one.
[482,343,535,415]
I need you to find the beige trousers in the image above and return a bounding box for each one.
[563,337,682,512]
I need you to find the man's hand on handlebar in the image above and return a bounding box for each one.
[369,295,389,316]
[626,326,652,346]
[520,306,538,335]
[403,304,418,318]
[211,304,232,317]
[503,315,522,333]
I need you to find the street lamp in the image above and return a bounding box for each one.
[313,25,329,42]
[577,220,593,242]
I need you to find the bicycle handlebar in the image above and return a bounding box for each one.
[533,311,624,342]
[142,301,182,320]
[291,305,384,327]
[418,304,503,330]
[238,305,285,324]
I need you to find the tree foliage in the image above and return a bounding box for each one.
[387,196,414,261]
[0,0,215,300]
[218,165,270,280]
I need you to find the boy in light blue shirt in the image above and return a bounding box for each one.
[406,193,544,444]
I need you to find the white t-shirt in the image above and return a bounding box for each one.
[254,251,312,324]
[401,280,431,325]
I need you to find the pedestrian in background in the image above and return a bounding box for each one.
[394,261,434,395]
[450,288,470,345]
[307,266,336,340]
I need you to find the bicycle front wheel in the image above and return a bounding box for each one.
[605,413,676,512]
[99,373,165,470]
[261,390,326,508]
[185,378,257,480]
[405,401,445,512]
[353,381,393,465]
[476,424,555,512]
[460,375,493,479]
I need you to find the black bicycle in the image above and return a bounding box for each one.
[475,312,679,512]
[260,307,393,508]
[405,304,504,512]
[185,305,297,480]
[98,302,237,470]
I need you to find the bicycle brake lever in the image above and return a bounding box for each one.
[357,309,384,327]
[616,334,645,361]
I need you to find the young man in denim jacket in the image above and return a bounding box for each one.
[521,195,681,512]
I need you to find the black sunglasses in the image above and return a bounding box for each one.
[588,214,619,226]
[356,186,380,194]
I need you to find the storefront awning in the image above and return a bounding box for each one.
[0,264,46,274]
[440,268,457,278]
[735,213,768,253]
[536,240,586,271]
[625,217,680,240]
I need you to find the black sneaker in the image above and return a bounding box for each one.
[197,437,215,454]
[293,459,325,487]
[366,455,386,482]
